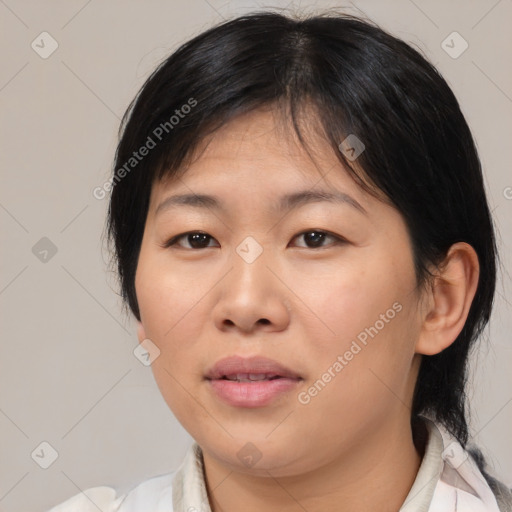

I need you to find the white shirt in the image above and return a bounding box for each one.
[48,419,502,511]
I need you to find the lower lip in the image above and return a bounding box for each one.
[207,378,301,408]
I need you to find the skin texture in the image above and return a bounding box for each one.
[135,107,479,512]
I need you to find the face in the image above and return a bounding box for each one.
[135,107,425,477]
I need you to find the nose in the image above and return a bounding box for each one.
[212,248,291,335]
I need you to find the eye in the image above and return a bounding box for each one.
[164,231,219,250]
[163,229,345,250]
[290,230,344,249]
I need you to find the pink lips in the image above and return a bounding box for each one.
[205,355,302,408]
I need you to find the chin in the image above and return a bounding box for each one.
[203,435,310,476]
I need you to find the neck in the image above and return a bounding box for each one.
[202,414,424,512]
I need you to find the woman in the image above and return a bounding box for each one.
[49,10,511,512]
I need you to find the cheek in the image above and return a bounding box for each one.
[295,304,417,437]
[135,248,208,342]
[135,254,212,410]
[136,255,208,419]
[291,252,418,398]
[290,254,412,345]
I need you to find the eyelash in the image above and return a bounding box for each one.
[163,230,346,250]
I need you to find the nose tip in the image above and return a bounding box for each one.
[213,260,291,334]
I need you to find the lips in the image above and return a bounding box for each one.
[205,355,302,382]
[205,355,303,408]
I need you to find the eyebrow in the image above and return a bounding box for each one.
[155,189,367,216]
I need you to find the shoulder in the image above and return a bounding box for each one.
[46,472,176,512]
[46,486,125,512]
[417,418,512,512]
[117,472,175,511]
[468,446,512,512]
[486,476,512,512]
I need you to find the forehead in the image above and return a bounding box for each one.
[196,108,311,161]
[151,107,365,204]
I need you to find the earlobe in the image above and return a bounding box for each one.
[416,242,480,356]
[136,321,147,343]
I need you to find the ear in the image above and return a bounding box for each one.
[415,242,480,356]
[136,320,147,343]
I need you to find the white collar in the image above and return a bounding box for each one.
[170,419,500,512]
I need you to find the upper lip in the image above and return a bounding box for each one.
[205,355,302,380]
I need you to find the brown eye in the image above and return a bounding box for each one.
[165,231,218,249]
[291,230,342,249]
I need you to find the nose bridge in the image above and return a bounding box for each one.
[235,234,266,268]
[228,234,271,299]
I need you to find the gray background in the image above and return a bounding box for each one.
[0,1,511,510]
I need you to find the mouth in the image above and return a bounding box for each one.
[205,356,302,408]
[204,355,302,382]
